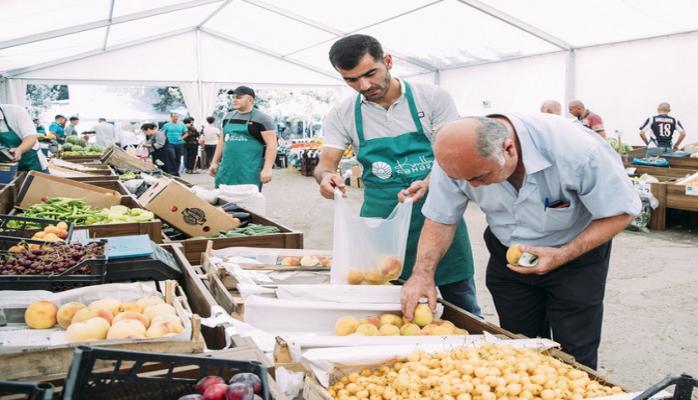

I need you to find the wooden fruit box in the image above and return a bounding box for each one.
[0,280,205,381]
[650,181,698,230]
[164,210,304,264]
[80,179,131,195]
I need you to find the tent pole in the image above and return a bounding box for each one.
[564,49,576,109]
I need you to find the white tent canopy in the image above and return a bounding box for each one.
[1,0,697,143]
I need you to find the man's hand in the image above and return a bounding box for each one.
[260,167,272,184]
[319,173,346,199]
[208,163,218,177]
[9,147,22,162]
[398,179,428,203]
[673,144,680,151]
[507,244,568,275]
[401,273,438,320]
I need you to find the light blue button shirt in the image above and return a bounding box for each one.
[423,113,641,248]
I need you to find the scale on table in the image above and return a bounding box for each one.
[71,233,182,282]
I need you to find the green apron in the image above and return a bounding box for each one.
[355,82,474,286]
[0,107,43,171]
[215,110,264,189]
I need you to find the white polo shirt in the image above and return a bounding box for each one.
[322,79,459,153]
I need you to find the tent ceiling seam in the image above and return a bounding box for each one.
[198,0,234,28]
[102,0,116,51]
[454,0,572,50]
[3,27,197,77]
[0,0,224,50]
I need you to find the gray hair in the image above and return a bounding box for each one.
[467,116,509,165]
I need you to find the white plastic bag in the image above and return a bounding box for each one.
[218,184,266,215]
[331,190,412,285]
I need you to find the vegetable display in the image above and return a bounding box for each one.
[211,223,281,238]
[1,242,103,276]
[18,198,155,225]
[60,136,103,157]
[118,171,141,181]
[328,343,624,400]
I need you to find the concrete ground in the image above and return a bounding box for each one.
[184,167,698,393]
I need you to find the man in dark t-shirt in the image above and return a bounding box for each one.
[640,102,687,155]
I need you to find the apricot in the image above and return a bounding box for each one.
[57,302,86,329]
[136,296,164,312]
[88,298,121,315]
[143,303,176,322]
[346,268,364,285]
[145,321,184,338]
[25,300,58,329]
[400,323,421,336]
[377,256,402,279]
[379,313,403,328]
[378,324,400,336]
[355,323,379,336]
[334,316,359,336]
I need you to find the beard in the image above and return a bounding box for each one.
[361,72,392,101]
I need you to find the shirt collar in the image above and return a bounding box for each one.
[360,78,405,106]
[488,113,551,175]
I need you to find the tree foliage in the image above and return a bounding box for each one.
[25,84,69,117]
[151,86,185,112]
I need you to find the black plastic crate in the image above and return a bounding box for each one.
[0,380,54,400]
[0,214,74,243]
[63,346,270,400]
[0,240,107,291]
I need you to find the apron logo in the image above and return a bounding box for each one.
[371,161,393,180]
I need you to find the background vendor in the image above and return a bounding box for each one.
[0,104,48,172]
[209,86,277,189]
[48,114,67,143]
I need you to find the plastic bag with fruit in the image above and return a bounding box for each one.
[330,189,412,285]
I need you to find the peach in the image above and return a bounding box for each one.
[453,328,469,335]
[378,324,400,336]
[334,316,359,336]
[430,324,455,336]
[72,308,113,325]
[107,320,147,340]
[66,317,110,342]
[151,314,183,328]
[25,300,58,329]
[506,244,523,265]
[57,302,86,329]
[118,302,142,314]
[354,323,378,336]
[400,323,421,336]
[113,311,149,328]
[377,256,402,279]
[143,303,176,322]
[145,321,184,338]
[136,295,164,312]
[379,313,403,328]
[281,257,300,266]
[88,298,121,315]
[412,304,433,327]
[364,268,386,285]
[358,316,381,329]
[346,269,364,285]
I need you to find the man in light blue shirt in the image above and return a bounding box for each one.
[401,113,640,369]
[160,113,187,176]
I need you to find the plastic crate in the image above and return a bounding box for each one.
[0,381,54,400]
[0,240,107,291]
[0,214,74,243]
[63,346,270,400]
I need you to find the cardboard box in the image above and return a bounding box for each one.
[16,171,121,210]
[138,177,239,237]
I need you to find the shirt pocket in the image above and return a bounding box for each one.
[543,204,578,232]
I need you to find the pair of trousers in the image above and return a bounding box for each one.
[184,143,198,171]
[484,227,611,369]
[204,145,217,168]
[166,143,184,176]
[438,276,481,318]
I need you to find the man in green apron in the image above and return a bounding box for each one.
[209,86,278,189]
[315,34,480,316]
[0,104,46,172]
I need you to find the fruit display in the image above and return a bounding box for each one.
[23,295,185,342]
[280,255,332,268]
[29,221,69,242]
[118,171,141,181]
[177,371,264,400]
[60,136,103,157]
[211,224,281,238]
[346,256,402,285]
[18,198,155,225]
[327,343,624,400]
[505,244,538,268]
[334,308,468,337]
[1,242,103,275]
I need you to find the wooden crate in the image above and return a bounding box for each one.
[57,154,103,163]
[166,210,303,264]
[650,182,698,230]
[0,280,205,381]
[80,179,130,195]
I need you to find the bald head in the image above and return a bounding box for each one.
[435,117,518,187]
[540,100,561,115]
[568,100,586,118]
[657,102,671,113]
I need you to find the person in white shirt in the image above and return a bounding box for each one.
[202,116,221,168]
[93,118,117,148]
[0,104,48,171]
[117,123,142,149]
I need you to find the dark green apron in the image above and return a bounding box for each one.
[355,82,474,285]
[215,110,264,189]
[0,107,43,171]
